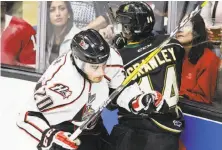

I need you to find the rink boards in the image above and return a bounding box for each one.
[1,76,222,150]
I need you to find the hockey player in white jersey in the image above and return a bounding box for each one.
[16,29,126,150]
[16,28,168,150]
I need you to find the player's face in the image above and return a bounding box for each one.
[84,63,106,83]
[122,25,133,40]
[49,1,70,27]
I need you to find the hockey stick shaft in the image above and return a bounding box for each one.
[70,1,208,140]
[103,2,115,24]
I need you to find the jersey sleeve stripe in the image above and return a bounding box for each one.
[24,112,43,133]
[17,124,40,142]
[24,111,51,133]
[42,79,86,112]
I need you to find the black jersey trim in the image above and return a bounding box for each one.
[24,112,43,133]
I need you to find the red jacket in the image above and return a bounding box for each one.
[180,48,220,103]
[1,15,36,65]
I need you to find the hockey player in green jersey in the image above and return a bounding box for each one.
[109,2,185,150]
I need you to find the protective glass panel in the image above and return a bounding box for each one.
[1,1,38,71]
[176,1,222,106]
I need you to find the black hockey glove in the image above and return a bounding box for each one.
[129,91,169,115]
[112,34,127,49]
[37,128,81,150]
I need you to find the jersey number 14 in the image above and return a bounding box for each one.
[139,65,179,107]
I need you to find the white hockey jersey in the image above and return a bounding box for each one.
[16,48,127,142]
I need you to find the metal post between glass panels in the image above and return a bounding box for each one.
[167,1,178,34]
[36,1,47,73]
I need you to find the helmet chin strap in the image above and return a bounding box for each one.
[71,54,92,83]
[74,55,85,71]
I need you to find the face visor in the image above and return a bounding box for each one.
[116,13,136,37]
[116,13,135,25]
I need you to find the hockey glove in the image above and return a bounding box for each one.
[37,128,81,150]
[112,34,127,49]
[129,91,169,115]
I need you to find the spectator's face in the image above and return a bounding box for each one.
[49,1,70,27]
[1,2,7,21]
[83,63,106,83]
[176,25,193,44]
[176,18,194,45]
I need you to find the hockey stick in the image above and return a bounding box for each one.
[104,2,116,24]
[69,1,208,140]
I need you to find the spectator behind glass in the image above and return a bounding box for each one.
[83,1,116,42]
[200,1,222,58]
[177,14,220,104]
[70,1,110,29]
[1,2,36,67]
[46,1,81,67]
